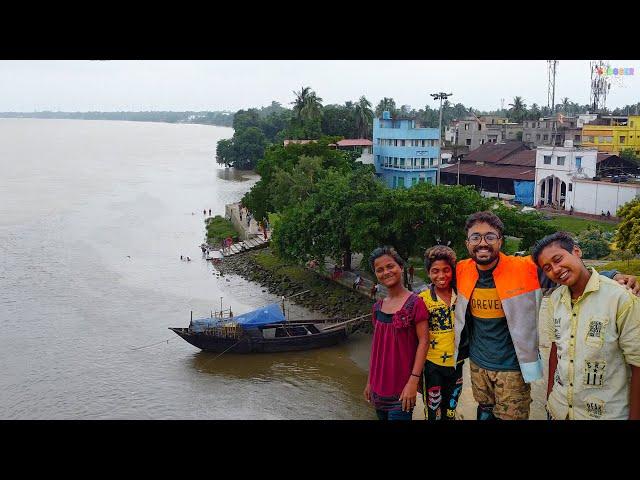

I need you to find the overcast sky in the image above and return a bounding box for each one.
[1,60,637,112]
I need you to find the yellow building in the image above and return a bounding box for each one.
[582,115,640,155]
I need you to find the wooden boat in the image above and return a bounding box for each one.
[169,303,370,354]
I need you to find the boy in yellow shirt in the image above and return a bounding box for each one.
[419,246,466,420]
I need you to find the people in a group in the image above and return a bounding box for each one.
[533,231,640,420]
[364,246,429,420]
[418,246,465,421]
[452,211,635,420]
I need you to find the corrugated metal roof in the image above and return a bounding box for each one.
[463,141,527,164]
[496,149,536,166]
[441,162,535,181]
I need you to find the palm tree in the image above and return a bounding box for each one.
[291,86,323,124]
[354,96,373,139]
[562,97,570,114]
[375,97,397,117]
[508,96,527,123]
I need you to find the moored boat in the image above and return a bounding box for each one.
[169,303,369,354]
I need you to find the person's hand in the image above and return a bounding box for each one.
[613,273,640,296]
[364,383,371,404]
[399,377,419,412]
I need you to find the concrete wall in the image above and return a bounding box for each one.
[572,181,640,215]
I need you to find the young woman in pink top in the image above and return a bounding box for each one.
[364,246,429,420]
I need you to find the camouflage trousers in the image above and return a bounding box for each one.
[469,360,532,420]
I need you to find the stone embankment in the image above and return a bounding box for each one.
[216,248,373,323]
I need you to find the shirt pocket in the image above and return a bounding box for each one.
[584,315,608,349]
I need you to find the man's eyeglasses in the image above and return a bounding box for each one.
[467,233,501,245]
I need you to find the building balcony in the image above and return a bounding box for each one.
[380,164,438,171]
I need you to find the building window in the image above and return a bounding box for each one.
[393,157,398,167]
[576,157,582,169]
[419,177,425,183]
[480,139,485,144]
[399,158,405,167]
[478,124,482,131]
[588,136,594,143]
[426,177,433,184]
[464,124,469,130]
[543,134,548,141]
[392,176,397,188]
[466,139,471,146]
[620,136,626,144]
[574,135,580,142]
[398,177,405,188]
[544,155,552,164]
[557,156,565,166]
[526,134,531,140]
[605,136,612,143]
[421,158,426,168]
[411,177,418,186]
[399,139,405,146]
[536,134,541,141]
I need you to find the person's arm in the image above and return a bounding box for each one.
[399,320,429,412]
[548,342,558,399]
[630,366,640,420]
[613,273,640,296]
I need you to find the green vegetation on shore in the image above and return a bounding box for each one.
[546,214,617,234]
[601,259,640,276]
[206,216,238,244]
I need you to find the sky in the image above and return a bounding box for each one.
[0,60,637,113]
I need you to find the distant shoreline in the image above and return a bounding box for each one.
[0,111,234,129]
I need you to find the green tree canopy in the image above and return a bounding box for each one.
[615,197,640,254]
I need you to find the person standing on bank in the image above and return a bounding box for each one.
[364,246,429,420]
[453,211,637,420]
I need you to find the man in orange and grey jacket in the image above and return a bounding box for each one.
[453,211,639,420]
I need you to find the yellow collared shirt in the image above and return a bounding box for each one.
[541,268,640,420]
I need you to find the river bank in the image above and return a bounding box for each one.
[216,247,374,323]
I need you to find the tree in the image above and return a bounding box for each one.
[375,97,397,117]
[291,86,323,138]
[528,103,541,121]
[508,96,527,123]
[354,96,374,139]
[321,104,357,138]
[615,197,640,254]
[492,206,555,252]
[230,127,267,170]
[215,138,235,167]
[577,229,611,259]
[273,169,384,270]
[561,97,570,114]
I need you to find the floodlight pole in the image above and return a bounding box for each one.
[430,92,453,185]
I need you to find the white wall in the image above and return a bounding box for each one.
[572,181,640,215]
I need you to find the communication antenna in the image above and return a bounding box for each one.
[547,60,558,113]
[590,60,611,112]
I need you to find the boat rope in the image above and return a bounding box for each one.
[208,337,246,361]
[128,337,175,351]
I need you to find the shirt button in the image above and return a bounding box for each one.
[571,335,574,338]
[573,313,576,316]
[570,383,573,387]
[570,360,574,363]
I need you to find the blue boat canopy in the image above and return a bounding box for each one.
[190,303,286,332]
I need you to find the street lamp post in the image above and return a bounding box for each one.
[430,92,453,185]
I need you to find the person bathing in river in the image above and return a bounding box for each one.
[418,245,466,421]
[364,246,429,420]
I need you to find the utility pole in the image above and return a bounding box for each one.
[430,92,453,185]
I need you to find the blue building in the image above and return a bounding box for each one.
[372,111,440,188]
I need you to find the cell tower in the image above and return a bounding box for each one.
[547,60,558,114]
[590,60,611,112]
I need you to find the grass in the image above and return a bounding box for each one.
[545,214,618,234]
[600,259,640,276]
[206,216,239,243]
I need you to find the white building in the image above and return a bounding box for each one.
[535,142,598,210]
[535,141,640,215]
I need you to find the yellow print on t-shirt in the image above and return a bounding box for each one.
[469,288,505,319]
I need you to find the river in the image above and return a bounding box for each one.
[0,119,373,419]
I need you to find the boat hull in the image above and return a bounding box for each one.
[169,327,350,353]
